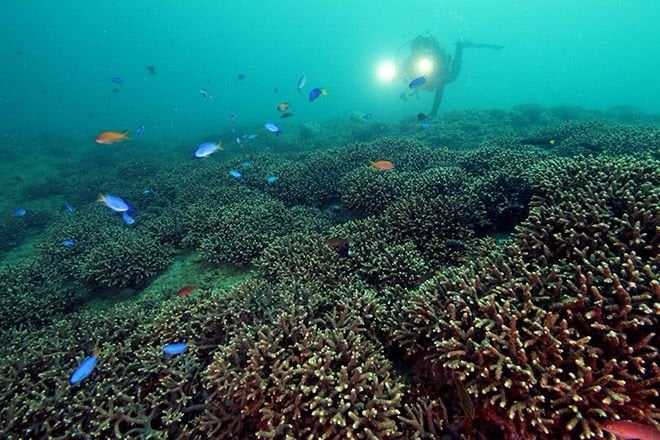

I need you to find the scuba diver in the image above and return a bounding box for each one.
[398,34,503,117]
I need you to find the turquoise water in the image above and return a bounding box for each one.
[1,2,659,439]
[2,0,658,139]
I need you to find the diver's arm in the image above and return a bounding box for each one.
[446,42,465,84]
[429,85,444,117]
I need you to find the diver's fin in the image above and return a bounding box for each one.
[471,43,504,50]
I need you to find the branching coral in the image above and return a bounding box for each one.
[394,155,659,439]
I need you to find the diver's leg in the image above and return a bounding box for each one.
[429,86,444,117]
[446,41,466,84]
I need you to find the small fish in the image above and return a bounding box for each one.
[136,125,144,136]
[601,420,660,440]
[266,175,278,184]
[111,87,121,94]
[227,114,236,122]
[70,348,100,385]
[237,73,246,80]
[245,134,258,139]
[142,189,151,195]
[399,91,409,102]
[408,76,426,88]
[176,285,197,297]
[308,87,327,102]
[417,112,427,121]
[95,130,131,144]
[231,127,237,133]
[97,193,130,212]
[326,237,350,257]
[519,136,558,147]
[194,142,223,158]
[277,102,289,112]
[240,161,253,167]
[420,120,431,129]
[65,202,75,213]
[370,160,394,170]
[273,87,279,93]
[363,112,373,121]
[297,74,306,93]
[61,240,75,248]
[122,212,135,225]
[111,76,123,85]
[236,137,241,144]
[200,88,213,99]
[265,122,282,135]
[280,112,294,119]
[11,208,26,217]
[163,342,188,356]
[228,169,244,179]
[146,65,156,75]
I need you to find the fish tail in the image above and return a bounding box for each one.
[97,193,105,203]
[322,89,328,95]
[217,142,224,151]
[122,130,132,140]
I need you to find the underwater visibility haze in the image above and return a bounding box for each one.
[0,1,659,439]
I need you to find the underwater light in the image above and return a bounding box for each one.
[377,60,397,82]
[416,57,435,75]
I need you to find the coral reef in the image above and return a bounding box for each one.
[394,155,659,439]
[1,109,658,439]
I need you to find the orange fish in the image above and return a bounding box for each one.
[176,286,197,297]
[276,102,290,112]
[96,130,131,144]
[369,160,394,171]
[601,420,660,440]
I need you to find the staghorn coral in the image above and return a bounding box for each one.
[197,195,330,266]
[198,287,406,439]
[0,258,80,330]
[394,155,659,439]
[531,119,660,156]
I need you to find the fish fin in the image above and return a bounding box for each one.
[97,193,105,203]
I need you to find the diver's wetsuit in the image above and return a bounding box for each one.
[428,42,465,117]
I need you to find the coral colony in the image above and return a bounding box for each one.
[0,107,658,439]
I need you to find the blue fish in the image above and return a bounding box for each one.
[244,134,258,139]
[62,240,75,248]
[264,122,281,135]
[236,137,241,144]
[163,342,188,356]
[297,74,306,93]
[136,125,144,136]
[64,202,75,213]
[228,169,244,179]
[308,87,327,102]
[122,212,135,225]
[240,161,252,167]
[70,351,99,384]
[194,142,223,158]
[200,88,213,99]
[111,76,123,85]
[363,112,373,121]
[97,194,130,212]
[420,120,431,129]
[11,208,26,217]
[266,175,278,184]
[227,114,236,122]
[409,76,426,89]
[143,189,151,195]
